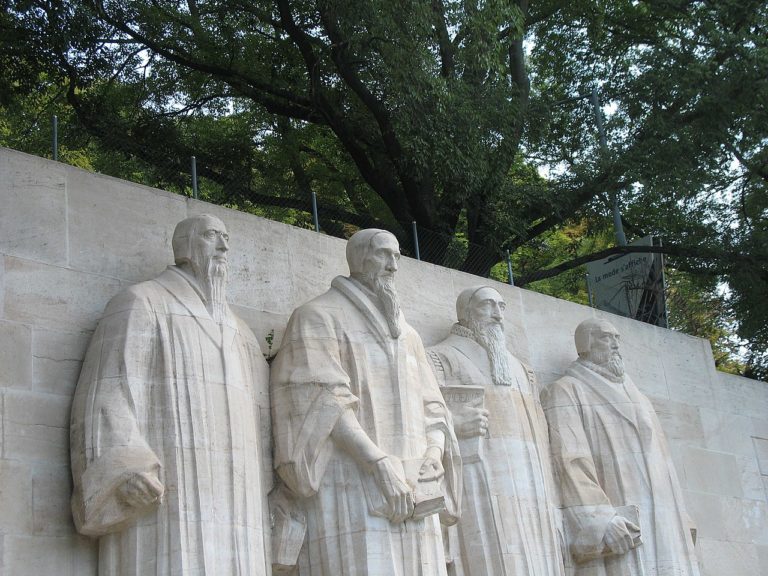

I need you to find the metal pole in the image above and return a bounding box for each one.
[611,193,627,245]
[586,273,594,307]
[590,87,608,151]
[411,221,421,261]
[311,191,320,232]
[590,87,627,246]
[52,115,58,161]
[506,250,514,286]
[190,156,198,199]
[657,237,670,329]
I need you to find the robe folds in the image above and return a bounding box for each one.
[428,331,565,576]
[271,276,462,576]
[542,361,700,576]
[70,267,270,576]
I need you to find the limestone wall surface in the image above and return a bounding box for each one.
[0,146,766,575]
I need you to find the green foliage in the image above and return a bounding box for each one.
[665,270,746,375]
[511,220,613,304]
[1,0,767,378]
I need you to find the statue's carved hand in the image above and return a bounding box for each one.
[453,405,489,439]
[418,446,445,483]
[371,457,414,523]
[603,515,642,555]
[118,472,164,510]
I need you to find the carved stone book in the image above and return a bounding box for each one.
[441,384,486,410]
[270,491,307,571]
[442,384,488,455]
[362,457,448,521]
[403,459,447,520]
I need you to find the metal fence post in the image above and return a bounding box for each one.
[190,156,198,199]
[52,115,58,161]
[506,250,515,286]
[411,221,421,260]
[590,86,627,246]
[311,191,320,232]
[657,237,670,329]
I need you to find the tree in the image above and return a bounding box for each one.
[1,0,767,376]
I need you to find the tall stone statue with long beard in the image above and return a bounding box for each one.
[542,318,700,576]
[427,286,565,575]
[70,214,270,575]
[270,228,462,575]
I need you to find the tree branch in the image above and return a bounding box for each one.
[318,9,404,166]
[274,0,404,213]
[515,243,762,287]
[90,0,318,121]
[431,0,455,78]
[726,141,768,184]
[507,171,628,250]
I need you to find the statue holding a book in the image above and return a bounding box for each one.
[428,286,565,576]
[270,229,462,575]
[542,318,700,576]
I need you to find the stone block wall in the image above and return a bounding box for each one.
[1,147,766,575]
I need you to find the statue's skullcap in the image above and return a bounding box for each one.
[346,228,396,274]
[456,285,499,323]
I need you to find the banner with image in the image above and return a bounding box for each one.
[586,236,668,327]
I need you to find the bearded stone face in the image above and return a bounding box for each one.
[188,215,230,323]
[188,216,229,273]
[586,327,625,378]
[357,233,402,338]
[466,288,514,386]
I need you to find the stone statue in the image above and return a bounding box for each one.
[541,318,700,576]
[70,214,269,575]
[427,286,565,576]
[270,228,462,575]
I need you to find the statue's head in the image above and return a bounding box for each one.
[456,285,506,331]
[346,228,402,338]
[172,214,229,276]
[574,318,620,356]
[172,215,230,322]
[346,229,400,282]
[574,318,625,378]
[456,285,514,386]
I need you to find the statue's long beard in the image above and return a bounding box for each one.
[193,256,228,325]
[372,274,401,339]
[588,349,625,379]
[470,319,514,386]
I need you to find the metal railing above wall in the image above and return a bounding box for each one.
[35,113,513,284]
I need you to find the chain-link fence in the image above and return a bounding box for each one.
[4,111,693,335]
[7,113,512,284]
[2,108,751,374]
[14,112,686,300]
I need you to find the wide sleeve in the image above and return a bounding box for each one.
[270,302,358,499]
[417,338,463,525]
[426,347,448,387]
[70,287,163,536]
[542,377,615,563]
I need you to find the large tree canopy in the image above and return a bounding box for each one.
[2,0,767,377]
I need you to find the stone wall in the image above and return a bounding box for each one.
[1,147,766,575]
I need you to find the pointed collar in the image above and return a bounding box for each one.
[567,360,639,429]
[331,275,402,345]
[168,265,207,303]
[153,267,231,344]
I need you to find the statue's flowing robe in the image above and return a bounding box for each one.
[542,361,700,576]
[428,330,565,576]
[271,276,462,576]
[70,267,270,575]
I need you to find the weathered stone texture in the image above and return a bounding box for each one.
[0,146,766,575]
